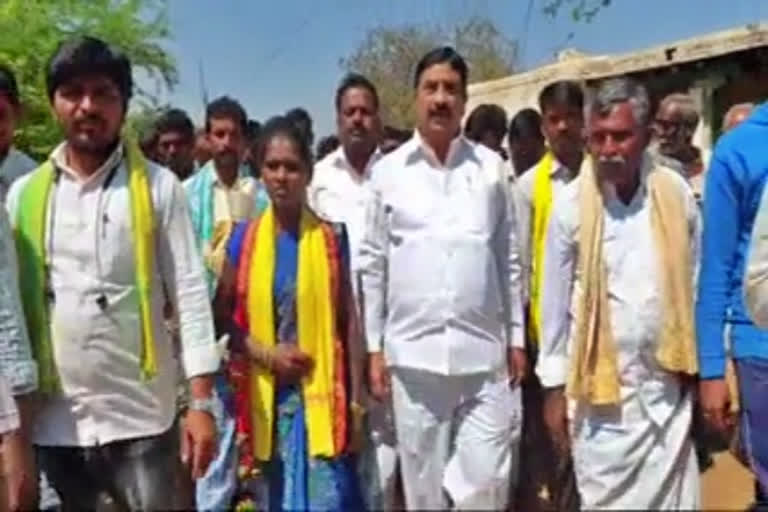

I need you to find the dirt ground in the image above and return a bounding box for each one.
[702,451,755,510]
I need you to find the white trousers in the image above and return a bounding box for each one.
[391,368,522,510]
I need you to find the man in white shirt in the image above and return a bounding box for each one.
[0,65,36,202]
[538,77,700,509]
[154,108,197,182]
[359,46,525,510]
[7,36,219,510]
[184,96,267,511]
[309,73,398,510]
[512,80,585,511]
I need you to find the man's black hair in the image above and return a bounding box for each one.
[508,108,544,142]
[464,104,508,141]
[538,80,584,113]
[46,36,132,105]
[154,108,195,139]
[413,46,468,95]
[205,96,248,133]
[335,73,379,112]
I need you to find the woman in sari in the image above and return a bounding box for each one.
[213,116,366,511]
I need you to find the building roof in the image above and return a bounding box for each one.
[468,23,768,99]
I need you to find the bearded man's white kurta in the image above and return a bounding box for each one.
[536,166,701,510]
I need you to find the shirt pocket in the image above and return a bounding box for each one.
[99,193,139,286]
[459,182,497,237]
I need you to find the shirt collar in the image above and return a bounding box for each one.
[328,146,380,181]
[50,142,124,185]
[208,162,251,189]
[406,129,473,168]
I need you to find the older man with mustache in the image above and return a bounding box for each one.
[538,77,701,509]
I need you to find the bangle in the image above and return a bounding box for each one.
[246,336,275,371]
[350,401,366,418]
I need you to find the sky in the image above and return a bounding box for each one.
[149,0,768,137]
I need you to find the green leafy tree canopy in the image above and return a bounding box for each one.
[0,0,177,160]
[340,16,517,128]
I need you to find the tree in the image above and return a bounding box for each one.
[0,0,177,159]
[340,16,517,128]
[543,0,612,22]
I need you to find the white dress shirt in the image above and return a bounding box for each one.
[0,147,36,203]
[309,146,380,280]
[514,157,576,301]
[358,132,525,376]
[7,142,220,447]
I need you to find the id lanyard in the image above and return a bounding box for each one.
[45,159,123,311]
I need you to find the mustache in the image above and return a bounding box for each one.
[73,115,106,127]
[598,155,626,166]
[429,106,451,117]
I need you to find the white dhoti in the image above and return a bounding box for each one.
[570,375,700,510]
[391,367,522,510]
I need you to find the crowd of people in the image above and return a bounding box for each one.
[0,32,767,512]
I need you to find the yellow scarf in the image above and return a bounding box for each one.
[247,206,337,461]
[568,155,697,405]
[528,151,555,344]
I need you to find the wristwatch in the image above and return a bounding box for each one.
[188,397,216,416]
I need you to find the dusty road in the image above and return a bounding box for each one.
[702,451,754,510]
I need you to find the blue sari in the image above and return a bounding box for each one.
[228,225,365,512]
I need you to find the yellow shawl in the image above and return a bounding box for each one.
[529,151,555,344]
[247,206,337,461]
[567,155,698,405]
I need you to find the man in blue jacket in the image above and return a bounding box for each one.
[697,102,768,504]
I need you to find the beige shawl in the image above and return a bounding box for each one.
[567,154,698,405]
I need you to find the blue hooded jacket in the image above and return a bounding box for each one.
[697,103,768,378]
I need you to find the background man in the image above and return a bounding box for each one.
[309,72,395,510]
[0,65,36,202]
[513,80,585,512]
[7,36,219,510]
[154,108,197,181]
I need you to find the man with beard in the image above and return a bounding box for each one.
[154,108,197,181]
[652,93,709,201]
[183,95,268,510]
[6,35,219,510]
[359,47,525,510]
[538,77,700,509]
[0,65,37,202]
[186,96,269,292]
[513,80,584,512]
[308,73,396,510]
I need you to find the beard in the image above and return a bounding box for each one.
[67,131,120,159]
[213,150,239,170]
